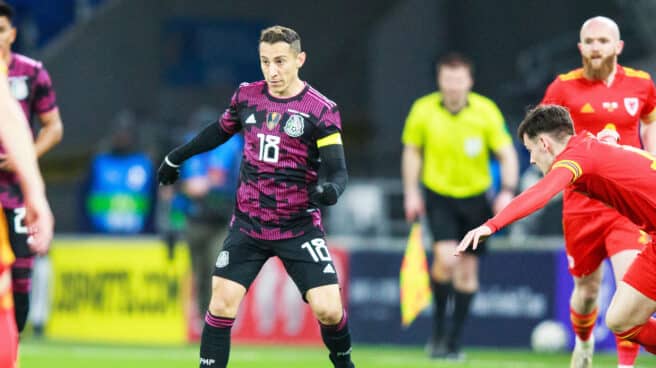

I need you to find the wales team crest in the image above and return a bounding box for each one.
[266,112,282,130]
[284,114,304,137]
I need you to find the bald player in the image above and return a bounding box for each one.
[541,16,656,368]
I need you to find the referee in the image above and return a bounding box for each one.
[401,52,518,361]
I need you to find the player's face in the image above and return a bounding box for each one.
[259,42,306,98]
[523,134,555,175]
[0,17,15,58]
[437,65,472,108]
[578,20,623,80]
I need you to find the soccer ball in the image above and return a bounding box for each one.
[530,320,569,353]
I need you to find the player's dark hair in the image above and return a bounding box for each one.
[0,1,13,24]
[517,105,575,142]
[260,25,301,53]
[436,52,474,76]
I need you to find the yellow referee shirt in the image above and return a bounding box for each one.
[402,91,512,198]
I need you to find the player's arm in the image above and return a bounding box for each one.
[34,108,63,157]
[402,144,424,222]
[158,122,233,185]
[311,133,348,206]
[456,166,573,253]
[0,70,53,254]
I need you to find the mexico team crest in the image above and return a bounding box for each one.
[266,112,282,130]
[284,114,304,137]
[8,76,28,100]
[624,97,639,116]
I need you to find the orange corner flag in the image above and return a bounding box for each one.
[399,223,431,327]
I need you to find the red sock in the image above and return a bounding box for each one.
[615,335,640,365]
[570,306,597,341]
[617,317,656,355]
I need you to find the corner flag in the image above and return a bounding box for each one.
[399,223,431,327]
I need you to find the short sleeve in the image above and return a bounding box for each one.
[484,101,513,152]
[541,79,563,106]
[219,86,244,135]
[401,100,425,148]
[33,66,57,114]
[315,105,343,146]
[640,78,656,119]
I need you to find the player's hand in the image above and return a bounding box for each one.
[455,225,492,255]
[0,153,15,172]
[597,128,620,144]
[157,156,180,186]
[23,194,54,255]
[493,190,514,215]
[404,190,425,223]
[310,183,339,206]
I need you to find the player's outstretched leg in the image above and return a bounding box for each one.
[321,309,354,368]
[308,284,354,368]
[199,277,245,368]
[607,278,656,356]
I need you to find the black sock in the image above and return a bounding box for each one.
[13,291,29,333]
[199,312,234,368]
[449,290,474,351]
[431,280,452,340]
[320,309,354,368]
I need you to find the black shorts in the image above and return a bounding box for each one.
[424,189,492,255]
[5,208,30,258]
[213,229,340,300]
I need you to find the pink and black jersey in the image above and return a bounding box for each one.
[0,53,57,208]
[219,81,341,240]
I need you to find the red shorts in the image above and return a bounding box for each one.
[0,269,17,368]
[623,241,656,301]
[564,212,647,277]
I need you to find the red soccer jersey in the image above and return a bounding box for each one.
[541,65,656,215]
[487,133,656,235]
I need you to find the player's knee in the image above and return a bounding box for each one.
[208,294,239,317]
[313,303,342,325]
[605,305,630,333]
[574,283,600,305]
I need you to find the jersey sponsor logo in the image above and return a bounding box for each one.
[266,112,282,130]
[624,97,639,116]
[284,114,304,137]
[602,101,618,112]
[215,251,229,268]
[200,357,216,366]
[580,103,595,113]
[245,114,256,124]
[8,76,28,100]
[323,264,336,274]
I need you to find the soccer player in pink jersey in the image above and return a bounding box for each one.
[158,25,353,368]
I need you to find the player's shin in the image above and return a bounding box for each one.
[616,317,656,355]
[320,308,354,368]
[570,306,598,342]
[199,312,234,368]
[615,336,639,366]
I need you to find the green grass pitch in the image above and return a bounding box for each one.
[18,340,656,367]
